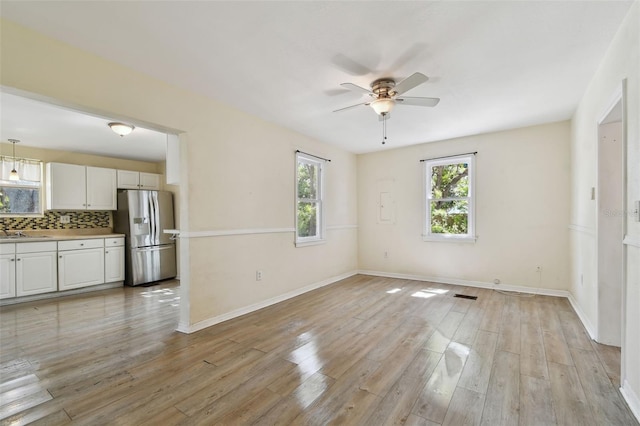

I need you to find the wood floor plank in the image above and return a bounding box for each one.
[404,414,441,426]
[591,340,622,386]
[441,386,485,426]
[519,374,557,426]
[557,310,593,350]
[1,276,635,425]
[365,349,441,425]
[570,347,637,425]
[480,350,520,426]
[256,372,334,425]
[520,298,548,379]
[548,361,596,426]
[496,296,520,354]
[457,330,498,393]
[411,343,470,423]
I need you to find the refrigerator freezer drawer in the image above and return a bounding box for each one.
[128,244,177,286]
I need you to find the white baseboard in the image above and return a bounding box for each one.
[567,293,597,340]
[621,380,640,422]
[358,270,570,298]
[179,270,358,334]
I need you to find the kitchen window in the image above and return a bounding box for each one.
[423,154,475,242]
[0,157,44,216]
[295,152,325,246]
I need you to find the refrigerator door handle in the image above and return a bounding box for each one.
[153,192,160,240]
[148,192,157,244]
[135,245,173,252]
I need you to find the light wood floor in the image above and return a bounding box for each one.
[0,275,637,425]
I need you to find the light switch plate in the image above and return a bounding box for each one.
[60,215,70,224]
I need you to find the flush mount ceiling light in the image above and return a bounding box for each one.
[8,139,20,181]
[370,98,396,115]
[108,122,135,137]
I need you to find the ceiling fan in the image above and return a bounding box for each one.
[333,72,440,119]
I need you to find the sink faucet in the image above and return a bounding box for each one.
[14,230,25,237]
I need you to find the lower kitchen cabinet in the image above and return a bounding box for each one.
[58,239,105,291]
[16,251,58,297]
[105,245,125,283]
[0,250,16,299]
[7,242,59,297]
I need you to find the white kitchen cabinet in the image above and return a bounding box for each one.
[58,239,105,290]
[15,242,58,297]
[117,170,161,190]
[86,167,118,210]
[0,244,16,299]
[104,237,125,283]
[46,163,117,210]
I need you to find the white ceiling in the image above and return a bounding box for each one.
[0,93,168,162]
[0,1,634,155]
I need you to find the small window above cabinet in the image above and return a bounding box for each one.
[117,170,161,190]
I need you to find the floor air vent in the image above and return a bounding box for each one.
[454,294,478,300]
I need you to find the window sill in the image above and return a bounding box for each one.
[422,234,477,243]
[295,238,326,248]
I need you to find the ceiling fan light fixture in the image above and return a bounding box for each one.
[108,122,135,137]
[370,98,395,115]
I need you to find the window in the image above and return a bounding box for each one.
[296,152,325,246]
[424,154,475,242]
[0,157,44,216]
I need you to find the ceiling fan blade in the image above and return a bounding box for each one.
[340,82,373,96]
[333,101,370,113]
[393,72,429,95]
[395,96,440,107]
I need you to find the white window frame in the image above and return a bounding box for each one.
[295,152,325,247]
[423,154,476,243]
[0,158,44,217]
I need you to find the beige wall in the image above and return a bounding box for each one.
[570,1,639,416]
[0,19,358,328]
[357,121,571,291]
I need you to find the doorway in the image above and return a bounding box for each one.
[596,95,624,347]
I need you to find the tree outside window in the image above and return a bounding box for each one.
[296,153,324,245]
[424,155,475,241]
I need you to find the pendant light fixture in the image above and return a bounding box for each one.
[8,139,20,181]
[108,122,135,137]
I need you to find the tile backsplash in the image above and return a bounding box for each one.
[2,211,111,230]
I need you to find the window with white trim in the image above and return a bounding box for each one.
[424,154,475,242]
[0,157,44,216]
[296,152,325,246]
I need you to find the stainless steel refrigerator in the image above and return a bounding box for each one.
[114,190,177,286]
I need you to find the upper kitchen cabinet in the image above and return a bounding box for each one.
[117,170,161,190]
[46,163,117,210]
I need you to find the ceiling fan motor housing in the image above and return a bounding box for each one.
[371,78,396,98]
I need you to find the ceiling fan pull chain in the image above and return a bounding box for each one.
[382,113,387,145]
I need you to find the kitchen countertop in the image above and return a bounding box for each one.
[0,233,125,244]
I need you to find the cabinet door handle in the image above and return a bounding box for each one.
[59,256,63,259]
[17,258,21,261]
[105,251,109,254]
[10,258,15,262]
[80,243,84,246]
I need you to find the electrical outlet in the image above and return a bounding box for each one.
[384,251,389,259]
[256,270,263,281]
[60,215,70,224]
[535,266,542,272]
